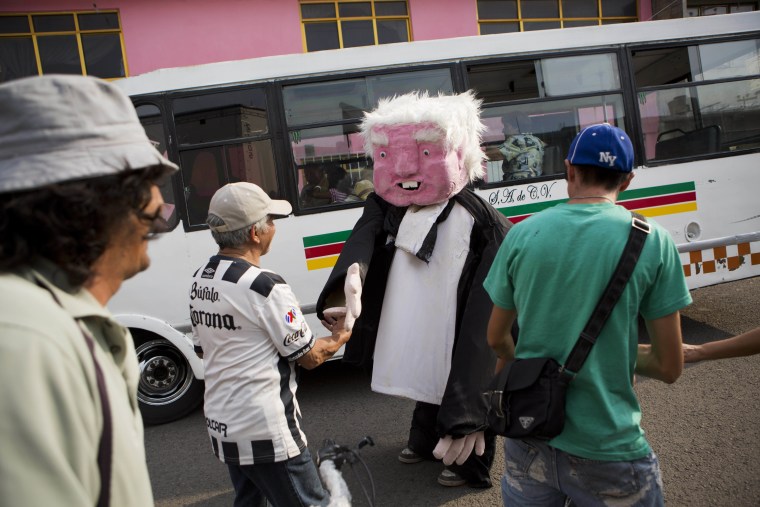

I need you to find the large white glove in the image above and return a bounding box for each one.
[432,432,486,466]
[343,262,362,331]
[321,262,363,332]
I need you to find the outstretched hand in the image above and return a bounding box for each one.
[321,263,363,332]
[432,432,485,466]
[343,263,362,331]
[682,343,704,363]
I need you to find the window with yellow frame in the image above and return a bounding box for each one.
[477,0,638,34]
[0,11,127,83]
[300,1,410,52]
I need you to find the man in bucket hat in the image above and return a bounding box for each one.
[0,75,178,507]
[484,123,691,506]
[190,182,351,507]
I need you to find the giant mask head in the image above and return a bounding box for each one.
[360,91,486,207]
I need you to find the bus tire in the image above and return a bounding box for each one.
[133,331,204,425]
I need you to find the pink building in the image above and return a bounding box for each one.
[0,0,662,80]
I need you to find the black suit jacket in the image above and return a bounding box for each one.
[316,189,512,437]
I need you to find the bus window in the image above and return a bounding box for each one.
[541,53,620,96]
[283,68,454,127]
[467,60,540,104]
[632,46,691,87]
[697,39,760,81]
[178,140,281,226]
[226,140,278,190]
[284,68,452,210]
[284,78,367,126]
[479,94,625,183]
[136,103,179,230]
[291,124,371,209]
[181,148,223,226]
[633,39,760,162]
[173,89,268,145]
[171,87,279,228]
[469,53,625,184]
[468,53,619,105]
[366,68,452,102]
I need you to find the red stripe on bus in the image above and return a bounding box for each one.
[619,191,696,211]
[305,243,344,259]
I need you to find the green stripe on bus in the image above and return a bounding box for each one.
[497,200,559,218]
[619,181,695,201]
[303,230,352,248]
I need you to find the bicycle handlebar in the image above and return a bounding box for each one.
[317,436,374,469]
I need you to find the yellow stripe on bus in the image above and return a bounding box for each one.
[306,255,340,271]
[636,202,697,218]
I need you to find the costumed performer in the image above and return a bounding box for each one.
[317,91,512,488]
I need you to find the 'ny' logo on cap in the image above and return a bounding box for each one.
[599,152,617,167]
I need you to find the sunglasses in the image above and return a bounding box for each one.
[137,202,176,238]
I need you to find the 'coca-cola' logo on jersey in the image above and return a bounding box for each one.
[284,323,307,346]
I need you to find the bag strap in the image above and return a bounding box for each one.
[35,279,113,507]
[561,212,650,377]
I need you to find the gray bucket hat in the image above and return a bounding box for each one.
[0,74,178,194]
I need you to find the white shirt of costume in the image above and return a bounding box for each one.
[372,202,473,404]
[190,255,314,465]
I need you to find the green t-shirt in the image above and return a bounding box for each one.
[484,202,692,461]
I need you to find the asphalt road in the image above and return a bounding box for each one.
[145,276,760,506]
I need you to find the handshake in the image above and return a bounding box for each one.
[321,262,363,333]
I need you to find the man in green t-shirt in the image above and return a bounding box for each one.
[484,123,691,507]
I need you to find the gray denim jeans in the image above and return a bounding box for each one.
[501,437,664,507]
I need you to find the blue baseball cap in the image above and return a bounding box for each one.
[567,123,634,173]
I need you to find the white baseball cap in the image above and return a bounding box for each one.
[0,75,177,194]
[208,182,292,232]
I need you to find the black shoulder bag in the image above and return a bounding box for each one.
[484,213,650,439]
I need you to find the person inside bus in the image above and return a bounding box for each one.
[0,75,178,507]
[324,163,353,203]
[299,164,332,208]
[344,168,375,202]
[487,111,545,181]
[347,178,375,201]
[189,182,352,507]
[485,123,690,506]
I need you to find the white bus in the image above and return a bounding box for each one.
[112,12,760,424]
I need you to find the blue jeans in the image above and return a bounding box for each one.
[502,438,664,507]
[227,448,329,507]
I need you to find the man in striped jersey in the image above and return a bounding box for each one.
[190,182,351,507]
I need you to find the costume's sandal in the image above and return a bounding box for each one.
[397,447,424,464]
[437,468,466,487]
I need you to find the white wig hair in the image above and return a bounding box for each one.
[360,90,487,181]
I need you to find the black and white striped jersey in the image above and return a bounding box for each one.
[190,255,315,465]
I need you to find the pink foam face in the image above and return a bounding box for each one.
[371,122,468,207]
